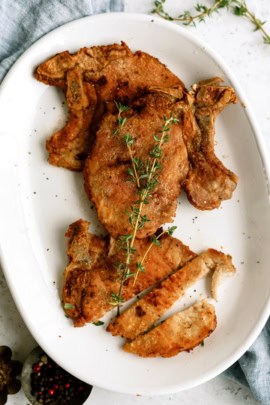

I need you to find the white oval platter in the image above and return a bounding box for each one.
[0,13,270,395]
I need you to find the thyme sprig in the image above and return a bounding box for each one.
[133,225,177,284]
[153,0,227,25]
[111,102,178,314]
[153,0,270,45]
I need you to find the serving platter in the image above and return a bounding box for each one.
[0,13,270,395]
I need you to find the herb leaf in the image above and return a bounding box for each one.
[64,303,75,310]
[167,226,177,236]
[152,235,161,246]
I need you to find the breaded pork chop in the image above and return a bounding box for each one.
[123,300,216,358]
[35,42,132,87]
[63,219,196,326]
[107,249,234,340]
[181,78,238,209]
[35,43,184,170]
[84,88,188,239]
[46,67,97,170]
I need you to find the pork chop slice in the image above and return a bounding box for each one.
[107,249,234,340]
[63,219,196,326]
[84,88,188,239]
[181,78,238,209]
[35,44,184,170]
[123,300,216,358]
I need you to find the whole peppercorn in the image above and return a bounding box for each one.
[30,352,92,404]
[0,346,22,405]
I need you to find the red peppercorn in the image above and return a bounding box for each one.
[65,383,70,388]
[33,364,41,373]
[48,389,54,396]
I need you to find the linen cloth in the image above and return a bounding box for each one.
[0,0,269,403]
[0,0,123,81]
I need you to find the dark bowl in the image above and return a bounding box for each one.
[21,346,92,404]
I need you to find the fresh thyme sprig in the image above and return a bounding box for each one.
[153,0,227,25]
[113,104,141,187]
[153,0,270,45]
[233,1,270,45]
[133,225,177,284]
[111,102,178,314]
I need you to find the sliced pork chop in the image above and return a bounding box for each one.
[123,300,216,358]
[63,219,196,326]
[107,249,234,340]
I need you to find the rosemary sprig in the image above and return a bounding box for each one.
[111,103,179,314]
[153,0,270,45]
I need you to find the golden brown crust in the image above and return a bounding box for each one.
[182,78,238,209]
[107,249,234,339]
[86,51,184,103]
[123,300,217,357]
[34,42,132,87]
[62,219,196,326]
[84,89,188,238]
[64,219,107,274]
[209,249,236,301]
[46,68,97,170]
[62,220,109,326]
[35,44,184,171]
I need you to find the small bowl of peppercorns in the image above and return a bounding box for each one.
[21,346,92,404]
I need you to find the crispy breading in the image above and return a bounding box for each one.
[182,78,238,209]
[84,88,188,238]
[107,249,234,339]
[64,219,108,273]
[209,249,236,301]
[35,44,184,170]
[85,51,185,104]
[34,42,132,87]
[62,220,196,326]
[46,68,97,170]
[123,300,216,357]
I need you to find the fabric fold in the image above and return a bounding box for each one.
[0,0,124,81]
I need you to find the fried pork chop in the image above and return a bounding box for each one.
[63,219,196,326]
[35,43,184,170]
[181,78,238,209]
[35,42,132,87]
[45,67,97,170]
[107,249,234,340]
[84,88,188,239]
[84,78,238,238]
[123,300,216,358]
